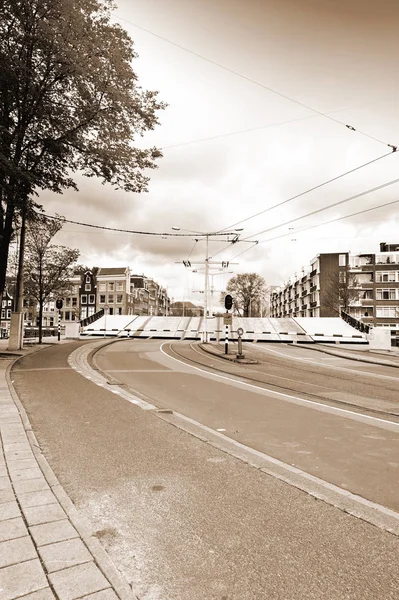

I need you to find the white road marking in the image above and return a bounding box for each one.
[160,343,399,431]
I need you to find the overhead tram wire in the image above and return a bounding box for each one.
[161,97,399,150]
[257,197,399,246]
[216,150,395,235]
[114,14,397,151]
[240,177,399,241]
[216,197,399,266]
[39,214,234,238]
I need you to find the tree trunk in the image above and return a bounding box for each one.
[38,299,43,344]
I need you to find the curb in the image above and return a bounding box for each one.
[5,344,136,600]
[198,342,259,364]
[306,344,399,369]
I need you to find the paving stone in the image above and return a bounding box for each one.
[10,467,43,482]
[0,476,12,491]
[0,488,14,504]
[1,434,27,445]
[3,442,32,452]
[49,562,110,600]
[23,503,66,526]
[0,558,48,599]
[13,478,49,495]
[38,538,92,573]
[30,520,79,547]
[0,536,37,568]
[0,415,21,424]
[4,450,34,461]
[0,465,7,477]
[0,517,28,542]
[0,501,20,521]
[79,590,118,599]
[18,589,56,599]
[7,458,38,472]
[18,489,57,509]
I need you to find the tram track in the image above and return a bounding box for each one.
[165,341,399,423]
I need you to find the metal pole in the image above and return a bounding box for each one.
[57,310,61,342]
[203,234,209,343]
[224,320,229,354]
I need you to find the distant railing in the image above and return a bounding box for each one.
[341,310,370,334]
[80,308,104,328]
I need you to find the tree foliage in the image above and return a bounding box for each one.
[223,273,267,317]
[0,0,165,297]
[23,215,79,342]
[322,267,360,315]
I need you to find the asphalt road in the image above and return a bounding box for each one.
[11,340,399,600]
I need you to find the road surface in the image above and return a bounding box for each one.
[11,340,399,600]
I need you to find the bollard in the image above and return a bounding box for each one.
[236,327,245,359]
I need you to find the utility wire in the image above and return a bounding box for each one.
[161,97,399,150]
[243,177,399,240]
[40,213,233,238]
[218,150,395,234]
[114,14,397,150]
[257,197,399,245]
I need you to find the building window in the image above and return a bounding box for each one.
[376,289,396,300]
[100,295,105,303]
[86,275,91,283]
[108,294,114,303]
[85,283,91,291]
[81,295,87,304]
[117,307,122,315]
[71,285,78,294]
[72,298,77,306]
[65,311,70,321]
[116,294,123,304]
[116,282,123,291]
[81,307,87,319]
[66,298,71,306]
[339,254,346,266]
[109,307,114,315]
[88,306,95,317]
[99,283,106,292]
[1,310,4,319]
[375,271,396,283]
[376,306,398,318]
[108,283,114,291]
[89,294,95,304]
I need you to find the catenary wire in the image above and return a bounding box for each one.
[217,150,395,234]
[113,14,397,150]
[242,177,399,240]
[216,197,399,264]
[39,213,232,238]
[256,197,399,246]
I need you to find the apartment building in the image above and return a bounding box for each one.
[96,267,135,316]
[270,242,399,341]
[130,275,170,316]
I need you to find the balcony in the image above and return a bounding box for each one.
[310,301,317,308]
[301,290,308,297]
[310,269,317,277]
[301,275,308,283]
[310,285,317,293]
[302,304,307,309]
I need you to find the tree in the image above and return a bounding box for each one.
[223,273,267,317]
[0,0,165,304]
[23,215,79,342]
[322,267,360,316]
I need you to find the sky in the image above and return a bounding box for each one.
[39,0,399,306]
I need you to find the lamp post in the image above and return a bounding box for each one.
[103,304,109,338]
[172,227,243,343]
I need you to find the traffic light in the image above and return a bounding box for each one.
[224,294,233,311]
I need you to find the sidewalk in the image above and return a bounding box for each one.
[0,345,135,600]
